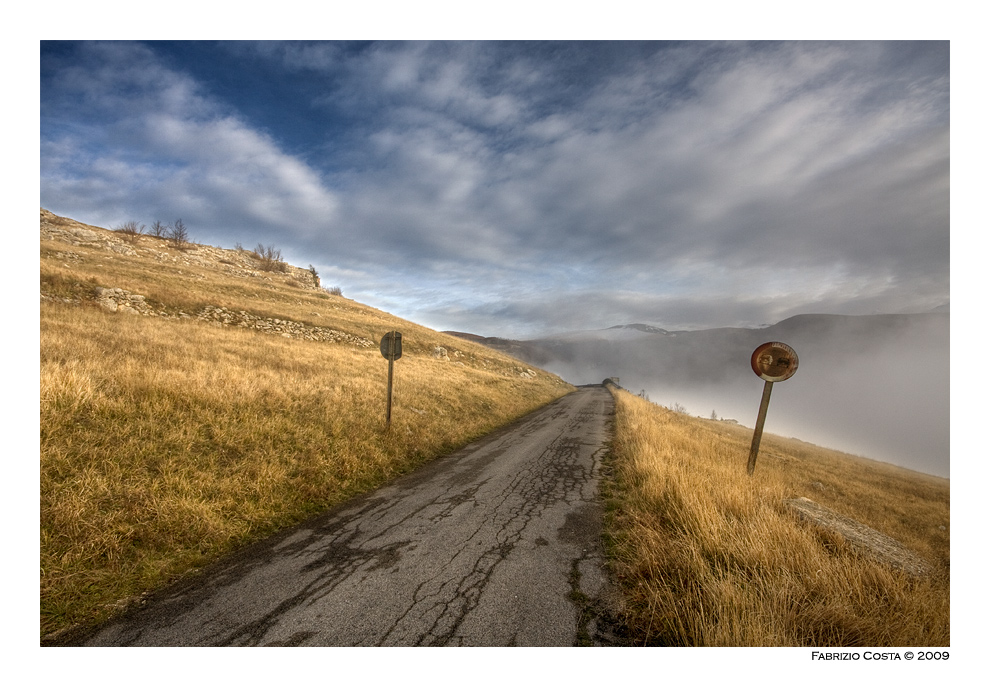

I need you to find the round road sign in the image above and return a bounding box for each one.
[380,331,402,361]
[750,341,799,382]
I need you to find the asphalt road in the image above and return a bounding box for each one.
[75,385,623,646]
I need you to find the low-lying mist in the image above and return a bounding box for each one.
[529,313,949,477]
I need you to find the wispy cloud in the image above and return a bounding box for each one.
[41,40,949,337]
[41,42,341,245]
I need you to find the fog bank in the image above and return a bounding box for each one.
[530,314,949,477]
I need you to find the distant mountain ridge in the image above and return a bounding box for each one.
[606,323,670,335]
[449,310,949,353]
[449,311,948,360]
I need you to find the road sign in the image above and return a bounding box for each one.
[380,331,402,429]
[747,341,799,475]
[750,341,798,382]
[380,331,402,361]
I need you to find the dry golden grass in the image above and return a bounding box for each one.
[603,387,949,647]
[40,211,572,639]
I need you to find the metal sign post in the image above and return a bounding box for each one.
[380,331,402,429]
[747,341,798,475]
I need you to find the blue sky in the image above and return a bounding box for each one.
[40,40,950,338]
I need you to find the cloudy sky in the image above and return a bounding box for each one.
[40,40,949,338]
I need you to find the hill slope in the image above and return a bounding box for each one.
[604,386,949,646]
[40,209,572,639]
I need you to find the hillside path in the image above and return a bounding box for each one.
[77,385,623,646]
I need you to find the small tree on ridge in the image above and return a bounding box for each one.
[168,219,189,248]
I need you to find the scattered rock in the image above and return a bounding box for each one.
[433,346,450,361]
[95,287,151,315]
[196,305,373,347]
[69,227,99,242]
[57,280,375,348]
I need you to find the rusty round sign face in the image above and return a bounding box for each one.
[750,341,798,382]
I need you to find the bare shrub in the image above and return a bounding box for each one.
[168,219,189,248]
[254,244,287,272]
[323,285,343,297]
[150,220,170,238]
[112,221,145,235]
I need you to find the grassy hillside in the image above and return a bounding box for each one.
[40,209,573,640]
[603,387,949,646]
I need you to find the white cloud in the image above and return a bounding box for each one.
[41,41,949,336]
[42,42,341,244]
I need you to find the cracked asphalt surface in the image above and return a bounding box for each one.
[75,385,622,646]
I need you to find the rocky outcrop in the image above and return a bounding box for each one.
[82,286,373,346]
[94,287,151,315]
[430,345,536,378]
[197,305,373,346]
[786,497,932,577]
